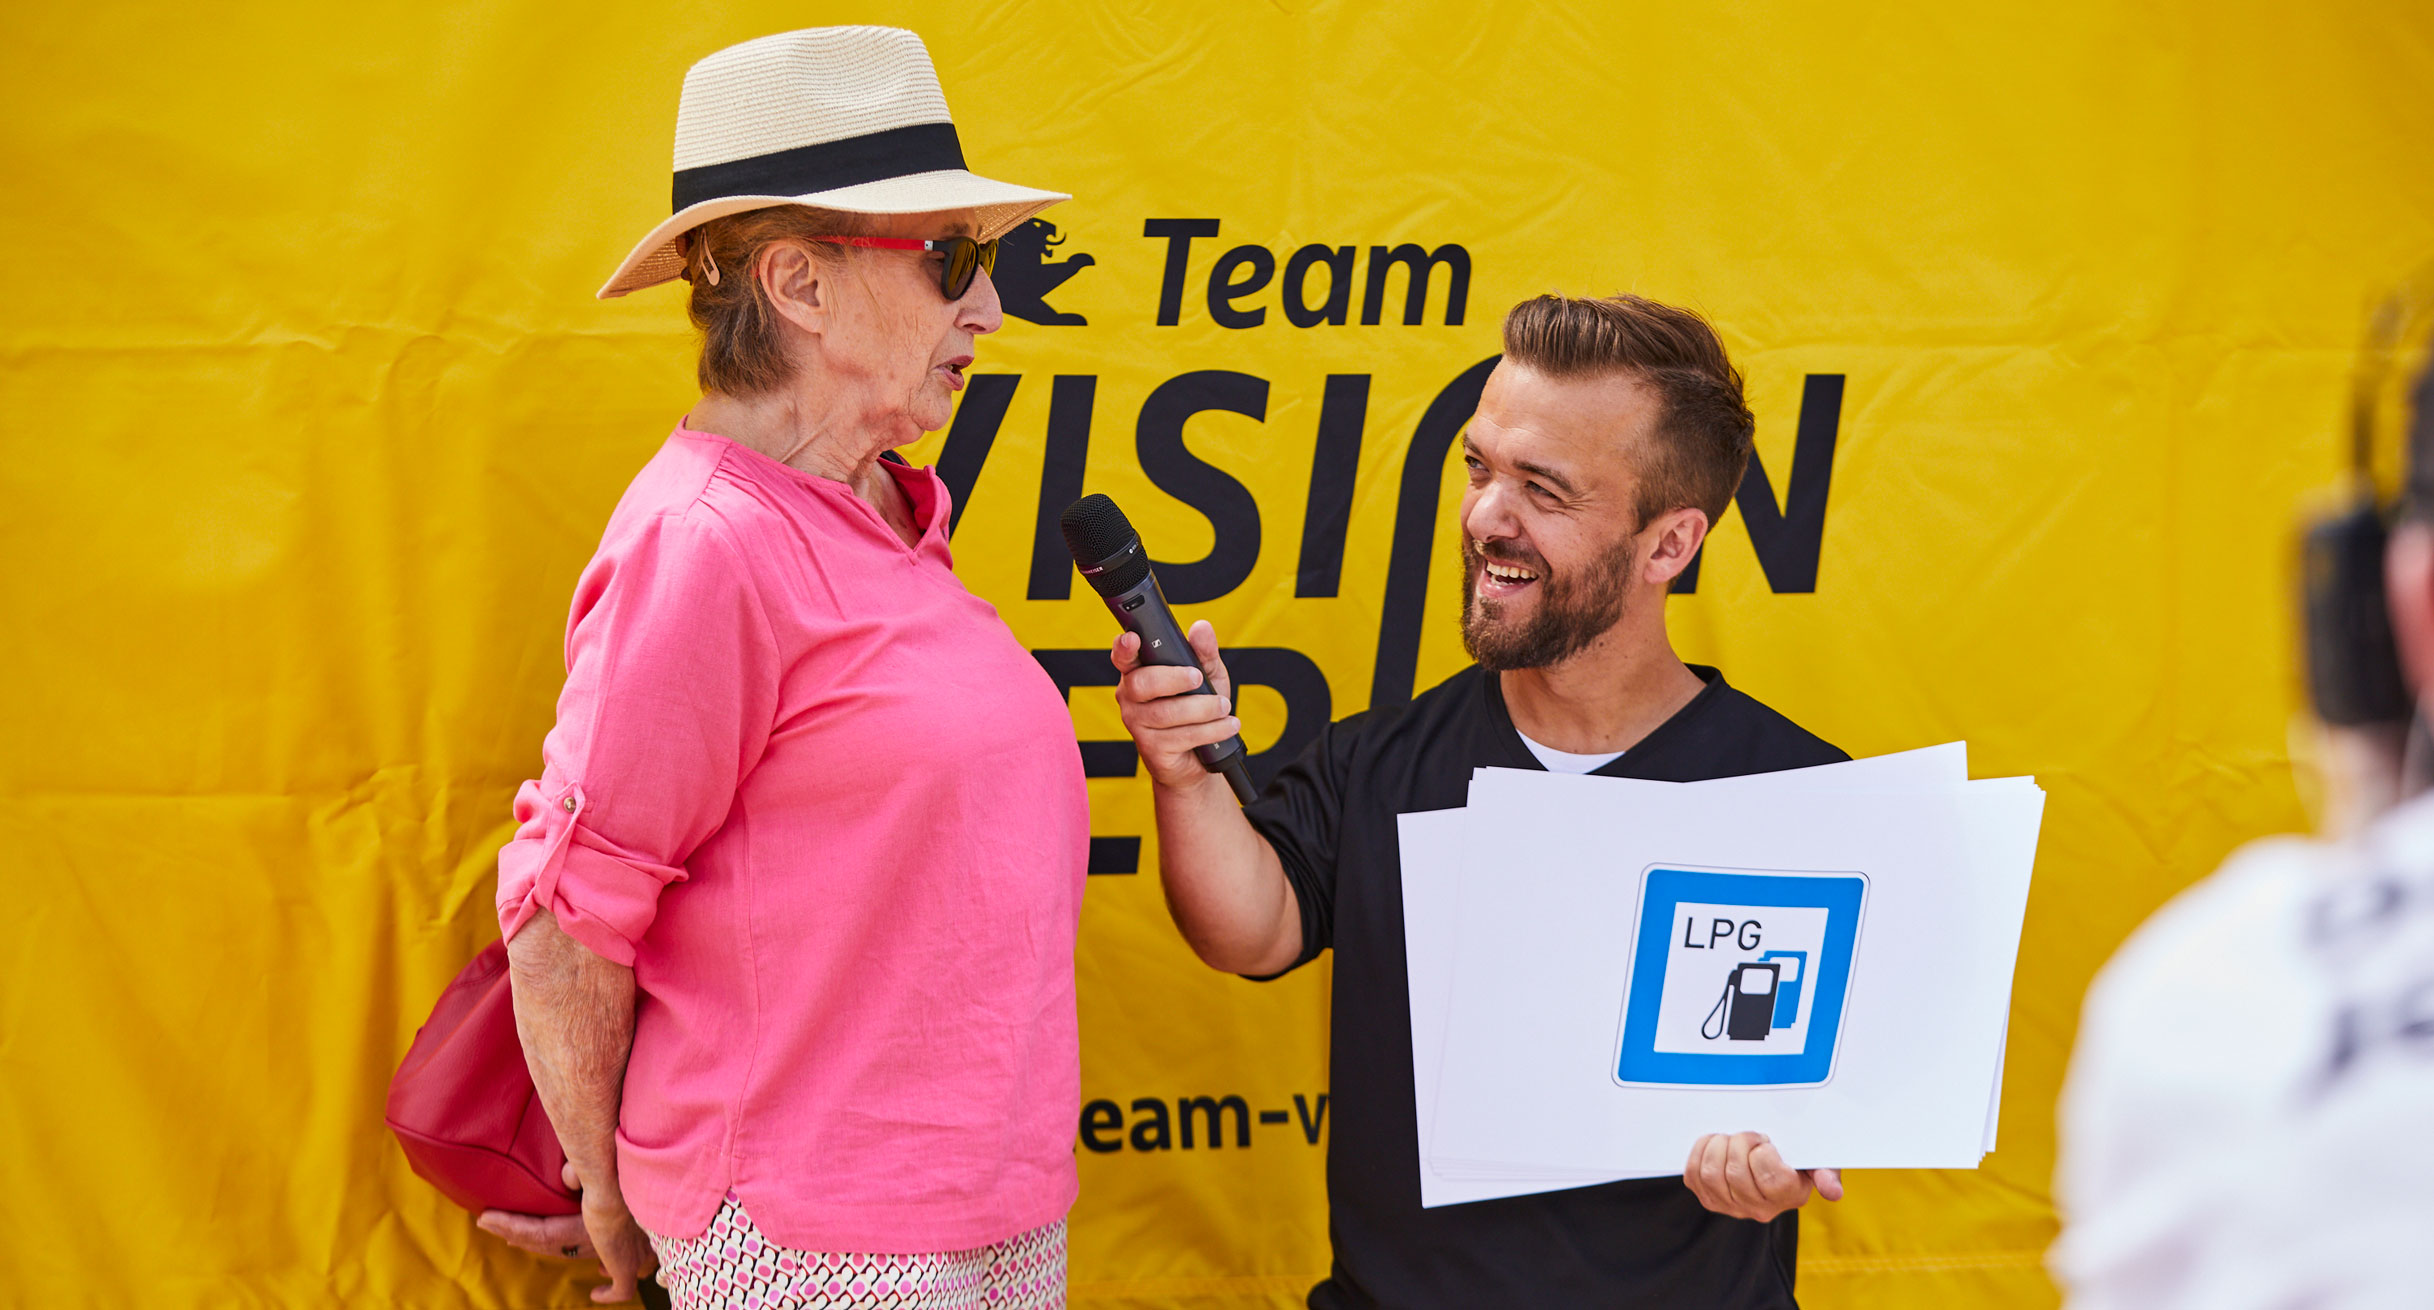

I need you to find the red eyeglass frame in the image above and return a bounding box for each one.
[802,235,999,300]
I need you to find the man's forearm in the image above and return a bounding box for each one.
[506,910,637,1198]
[1152,771,1302,975]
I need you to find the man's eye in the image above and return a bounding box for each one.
[1528,482,1555,500]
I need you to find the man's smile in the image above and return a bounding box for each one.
[1473,542,1544,600]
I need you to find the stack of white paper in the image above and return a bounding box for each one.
[1401,744,2042,1207]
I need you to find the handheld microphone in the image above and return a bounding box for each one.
[1060,494,1259,804]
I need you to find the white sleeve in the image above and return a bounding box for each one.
[2049,839,2320,1310]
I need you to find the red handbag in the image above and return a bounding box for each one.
[386,940,580,1216]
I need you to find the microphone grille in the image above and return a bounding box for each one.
[1059,494,1137,564]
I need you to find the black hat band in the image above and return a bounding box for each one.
[670,122,967,213]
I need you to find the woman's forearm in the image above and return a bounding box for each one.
[506,909,637,1200]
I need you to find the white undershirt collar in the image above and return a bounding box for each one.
[1517,729,1626,775]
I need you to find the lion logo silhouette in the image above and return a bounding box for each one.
[992,219,1094,325]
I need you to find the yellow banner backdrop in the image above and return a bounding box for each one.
[5,2,2433,1306]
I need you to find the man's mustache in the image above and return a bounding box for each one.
[1466,537,1551,575]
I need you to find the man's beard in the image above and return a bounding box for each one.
[1459,530,1640,671]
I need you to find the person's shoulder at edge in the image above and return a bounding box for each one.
[2056,830,2321,1144]
[2096,832,2323,999]
[1674,665,1851,771]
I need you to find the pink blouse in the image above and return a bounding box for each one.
[496,428,1087,1253]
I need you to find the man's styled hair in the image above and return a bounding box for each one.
[681,205,876,397]
[1499,294,1756,526]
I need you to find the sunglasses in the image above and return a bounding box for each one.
[804,235,999,300]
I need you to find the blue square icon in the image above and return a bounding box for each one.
[1613,866,1868,1088]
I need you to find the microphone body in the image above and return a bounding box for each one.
[1061,496,1259,804]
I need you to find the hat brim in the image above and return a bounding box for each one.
[596,169,1068,299]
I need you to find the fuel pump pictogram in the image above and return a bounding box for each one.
[1700,961,1779,1040]
[1695,949,1811,1042]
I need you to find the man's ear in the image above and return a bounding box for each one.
[1643,507,1711,587]
[2385,522,2434,698]
[758,242,828,338]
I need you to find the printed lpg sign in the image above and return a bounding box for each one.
[1614,867,1867,1088]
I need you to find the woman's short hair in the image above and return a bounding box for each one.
[682,205,875,397]
[1499,293,1756,528]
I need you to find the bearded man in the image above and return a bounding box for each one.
[1109,292,1849,1308]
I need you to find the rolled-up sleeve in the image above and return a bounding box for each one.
[496,507,778,966]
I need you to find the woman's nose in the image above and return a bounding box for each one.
[961,267,1005,335]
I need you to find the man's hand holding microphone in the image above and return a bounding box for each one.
[1067,495,1302,977]
[1111,619,1240,790]
[1064,494,1257,801]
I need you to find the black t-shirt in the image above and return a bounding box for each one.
[1244,664,1848,1310]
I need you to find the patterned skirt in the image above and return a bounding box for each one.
[646,1193,1066,1310]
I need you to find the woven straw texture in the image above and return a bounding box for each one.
[673,27,951,170]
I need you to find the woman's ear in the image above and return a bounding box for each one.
[1643,507,1711,587]
[758,242,828,338]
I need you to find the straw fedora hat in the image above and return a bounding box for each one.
[597,26,1068,299]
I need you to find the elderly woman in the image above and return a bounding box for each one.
[486,28,1087,1309]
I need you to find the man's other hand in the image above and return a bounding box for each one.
[1683,1132,1844,1222]
[1112,620,1242,790]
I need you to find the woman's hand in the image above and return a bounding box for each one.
[1682,1132,1844,1222]
[570,1163,658,1304]
[473,1161,658,1302]
[474,1208,593,1260]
